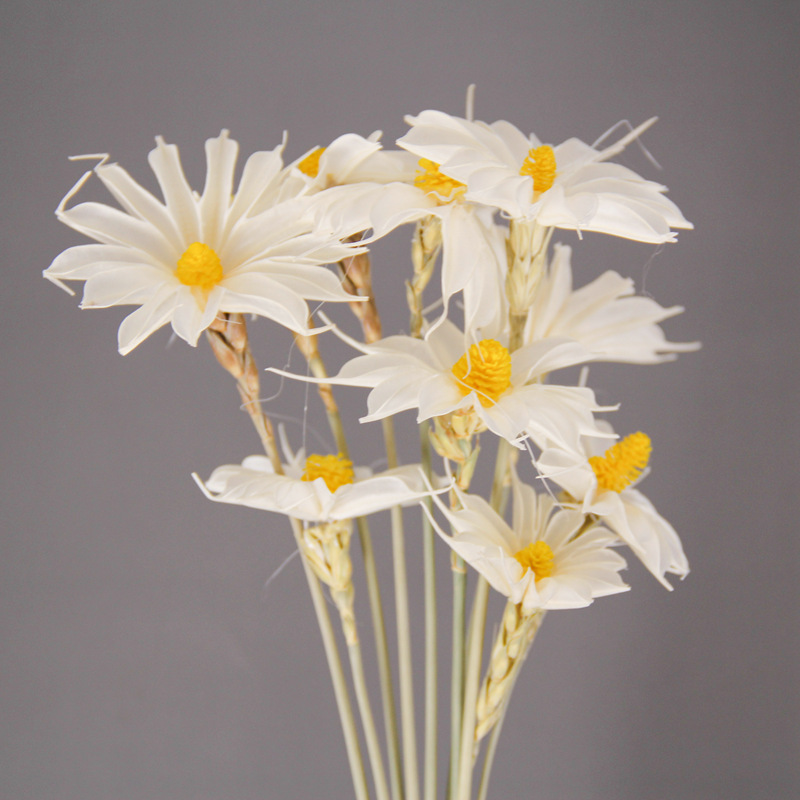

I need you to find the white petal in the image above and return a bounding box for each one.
[200,131,239,245]
[59,201,177,265]
[219,274,312,334]
[117,285,179,354]
[80,265,166,308]
[94,163,183,250]
[147,137,201,243]
[224,146,285,235]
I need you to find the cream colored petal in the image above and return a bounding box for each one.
[147,137,201,243]
[59,201,177,265]
[80,265,166,309]
[95,163,183,250]
[117,285,179,354]
[200,131,239,246]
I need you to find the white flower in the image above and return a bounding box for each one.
[194,432,439,523]
[272,317,612,452]
[287,132,418,194]
[397,110,692,243]
[525,243,700,364]
[44,131,364,354]
[537,427,689,589]
[307,137,505,331]
[425,473,628,612]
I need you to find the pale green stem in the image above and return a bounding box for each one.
[476,613,546,800]
[290,520,370,800]
[303,343,403,800]
[348,639,392,800]
[419,423,438,800]
[448,443,482,800]
[382,416,419,800]
[448,555,466,800]
[456,434,516,799]
[489,439,512,511]
[456,577,490,800]
[209,328,368,800]
[358,516,405,800]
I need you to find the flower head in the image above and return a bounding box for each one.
[426,472,628,612]
[398,110,692,243]
[194,430,440,523]
[525,244,700,363]
[537,425,689,588]
[271,316,612,452]
[44,131,364,354]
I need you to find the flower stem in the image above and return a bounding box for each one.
[448,554,466,800]
[296,332,403,800]
[357,515,405,800]
[206,314,282,474]
[383,416,420,800]
[348,638,392,800]
[206,319,370,799]
[456,577,490,800]
[476,611,545,800]
[408,218,442,800]
[419,423,438,800]
[290,519,370,800]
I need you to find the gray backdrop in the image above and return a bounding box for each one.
[2,1,798,798]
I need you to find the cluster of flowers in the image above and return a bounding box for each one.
[46,103,694,608]
[45,95,696,798]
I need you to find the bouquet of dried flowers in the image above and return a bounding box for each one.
[45,87,696,800]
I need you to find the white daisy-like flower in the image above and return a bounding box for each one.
[287,132,418,194]
[525,243,700,364]
[425,473,628,612]
[271,317,612,452]
[537,426,689,589]
[306,136,505,331]
[194,431,439,523]
[44,131,365,354]
[397,110,692,243]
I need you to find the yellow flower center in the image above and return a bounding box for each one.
[297,147,325,178]
[520,145,557,195]
[514,540,555,581]
[589,432,652,493]
[175,242,223,291]
[414,158,466,203]
[451,339,512,407]
[301,453,355,493]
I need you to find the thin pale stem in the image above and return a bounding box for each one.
[476,612,546,800]
[291,521,369,800]
[419,423,438,800]
[446,436,481,800]
[348,639,392,800]
[206,315,282,474]
[296,333,403,800]
[206,316,368,798]
[358,515,405,800]
[456,577,490,800]
[340,243,410,800]
[448,555,466,800]
[383,416,420,800]
[454,432,518,799]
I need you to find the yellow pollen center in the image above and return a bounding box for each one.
[301,453,355,493]
[589,432,652,493]
[175,242,223,291]
[413,158,466,203]
[520,145,557,195]
[451,339,512,406]
[297,147,325,178]
[514,540,555,581]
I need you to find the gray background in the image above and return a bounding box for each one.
[2,1,798,798]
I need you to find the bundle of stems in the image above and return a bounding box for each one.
[206,216,546,800]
